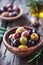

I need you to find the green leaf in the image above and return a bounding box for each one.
[0,27,7,31]
[27,50,41,63]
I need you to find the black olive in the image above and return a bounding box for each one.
[0,7,4,14]
[12,39,20,47]
[28,40,36,47]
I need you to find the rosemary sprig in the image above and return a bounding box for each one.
[27,50,41,63]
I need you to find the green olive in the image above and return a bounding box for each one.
[31,33,39,41]
[18,45,28,49]
[20,36,27,45]
[16,27,25,33]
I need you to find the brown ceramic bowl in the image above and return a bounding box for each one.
[3,26,43,56]
[0,6,23,20]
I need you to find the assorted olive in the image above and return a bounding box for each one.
[0,3,20,17]
[20,36,27,45]
[31,33,39,41]
[12,39,20,47]
[7,27,40,49]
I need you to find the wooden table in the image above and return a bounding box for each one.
[0,0,43,65]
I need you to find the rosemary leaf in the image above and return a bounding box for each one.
[27,50,41,63]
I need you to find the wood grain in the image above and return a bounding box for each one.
[0,0,43,65]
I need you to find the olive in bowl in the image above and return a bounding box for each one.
[0,3,23,20]
[3,26,43,57]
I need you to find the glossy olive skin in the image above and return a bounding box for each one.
[7,7,13,12]
[28,40,36,47]
[21,30,29,37]
[9,12,14,17]
[8,27,40,48]
[6,3,13,8]
[13,6,20,12]
[13,32,21,39]
[12,39,20,47]
[0,8,4,14]
[13,12,19,16]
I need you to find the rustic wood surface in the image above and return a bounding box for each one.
[0,0,43,65]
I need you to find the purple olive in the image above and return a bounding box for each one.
[13,32,21,39]
[12,39,20,47]
[7,7,13,12]
[9,12,14,17]
[13,6,20,12]
[0,7,4,14]
[9,12,18,17]
[7,3,13,8]
[28,40,36,47]
[13,11,19,16]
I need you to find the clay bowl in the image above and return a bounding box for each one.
[3,26,43,57]
[0,6,23,20]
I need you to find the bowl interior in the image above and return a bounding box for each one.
[3,26,43,56]
[5,27,32,42]
[4,26,42,47]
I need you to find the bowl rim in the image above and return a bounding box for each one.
[0,5,23,20]
[3,26,43,52]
